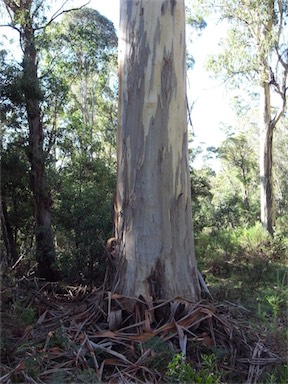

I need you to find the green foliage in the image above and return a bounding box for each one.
[49,329,70,350]
[0,50,24,108]
[166,352,222,384]
[206,25,259,82]
[202,0,287,86]
[218,133,258,187]
[270,225,288,259]
[261,364,288,384]
[142,337,175,371]
[210,129,260,229]
[195,0,287,237]
[143,336,170,354]
[185,2,207,69]
[1,4,118,281]
[191,165,215,232]
[73,368,101,384]
[1,140,34,265]
[54,155,116,282]
[12,303,36,326]
[196,219,288,339]
[45,371,74,384]
[45,4,118,278]
[256,267,288,329]
[24,355,42,379]
[166,353,194,383]
[196,222,288,265]
[238,222,270,252]
[237,223,288,261]
[274,121,288,222]
[191,126,261,235]
[42,8,117,78]
[213,192,252,229]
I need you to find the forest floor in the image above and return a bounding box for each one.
[1,255,287,384]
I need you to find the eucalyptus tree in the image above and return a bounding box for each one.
[40,8,118,281]
[213,128,260,227]
[115,0,200,299]
[1,0,58,279]
[218,133,259,210]
[42,8,118,162]
[199,0,288,235]
[1,1,117,280]
[273,117,288,226]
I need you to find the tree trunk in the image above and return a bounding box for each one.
[115,0,200,300]
[259,81,275,235]
[1,198,19,265]
[22,17,56,280]
[258,4,276,237]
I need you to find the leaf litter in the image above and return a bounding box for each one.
[1,277,287,383]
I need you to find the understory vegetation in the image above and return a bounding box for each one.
[1,222,287,383]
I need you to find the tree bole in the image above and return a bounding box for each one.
[115,0,200,300]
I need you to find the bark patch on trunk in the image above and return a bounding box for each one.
[147,259,163,299]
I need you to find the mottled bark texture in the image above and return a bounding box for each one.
[115,0,200,300]
[259,83,274,236]
[258,5,276,236]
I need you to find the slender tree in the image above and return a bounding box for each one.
[257,1,287,235]
[42,7,118,162]
[1,2,118,279]
[202,0,288,235]
[2,0,57,279]
[1,0,86,278]
[115,0,200,299]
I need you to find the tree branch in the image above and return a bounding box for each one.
[0,23,21,33]
[3,0,91,33]
[37,1,91,31]
[31,0,45,20]
[3,0,19,14]
[272,104,285,128]
[276,47,288,72]
[271,83,286,128]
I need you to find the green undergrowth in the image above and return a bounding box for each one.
[166,352,222,384]
[1,222,287,383]
[195,222,288,383]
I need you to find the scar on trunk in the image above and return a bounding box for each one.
[147,259,163,299]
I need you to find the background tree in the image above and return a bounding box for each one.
[1,141,34,266]
[273,116,288,234]
[1,2,118,281]
[43,8,118,282]
[199,0,288,235]
[189,147,215,233]
[41,7,118,162]
[115,0,200,299]
[211,132,260,228]
[2,0,64,279]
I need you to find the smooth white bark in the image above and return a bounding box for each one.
[115,0,200,300]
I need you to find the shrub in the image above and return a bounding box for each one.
[166,352,222,384]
